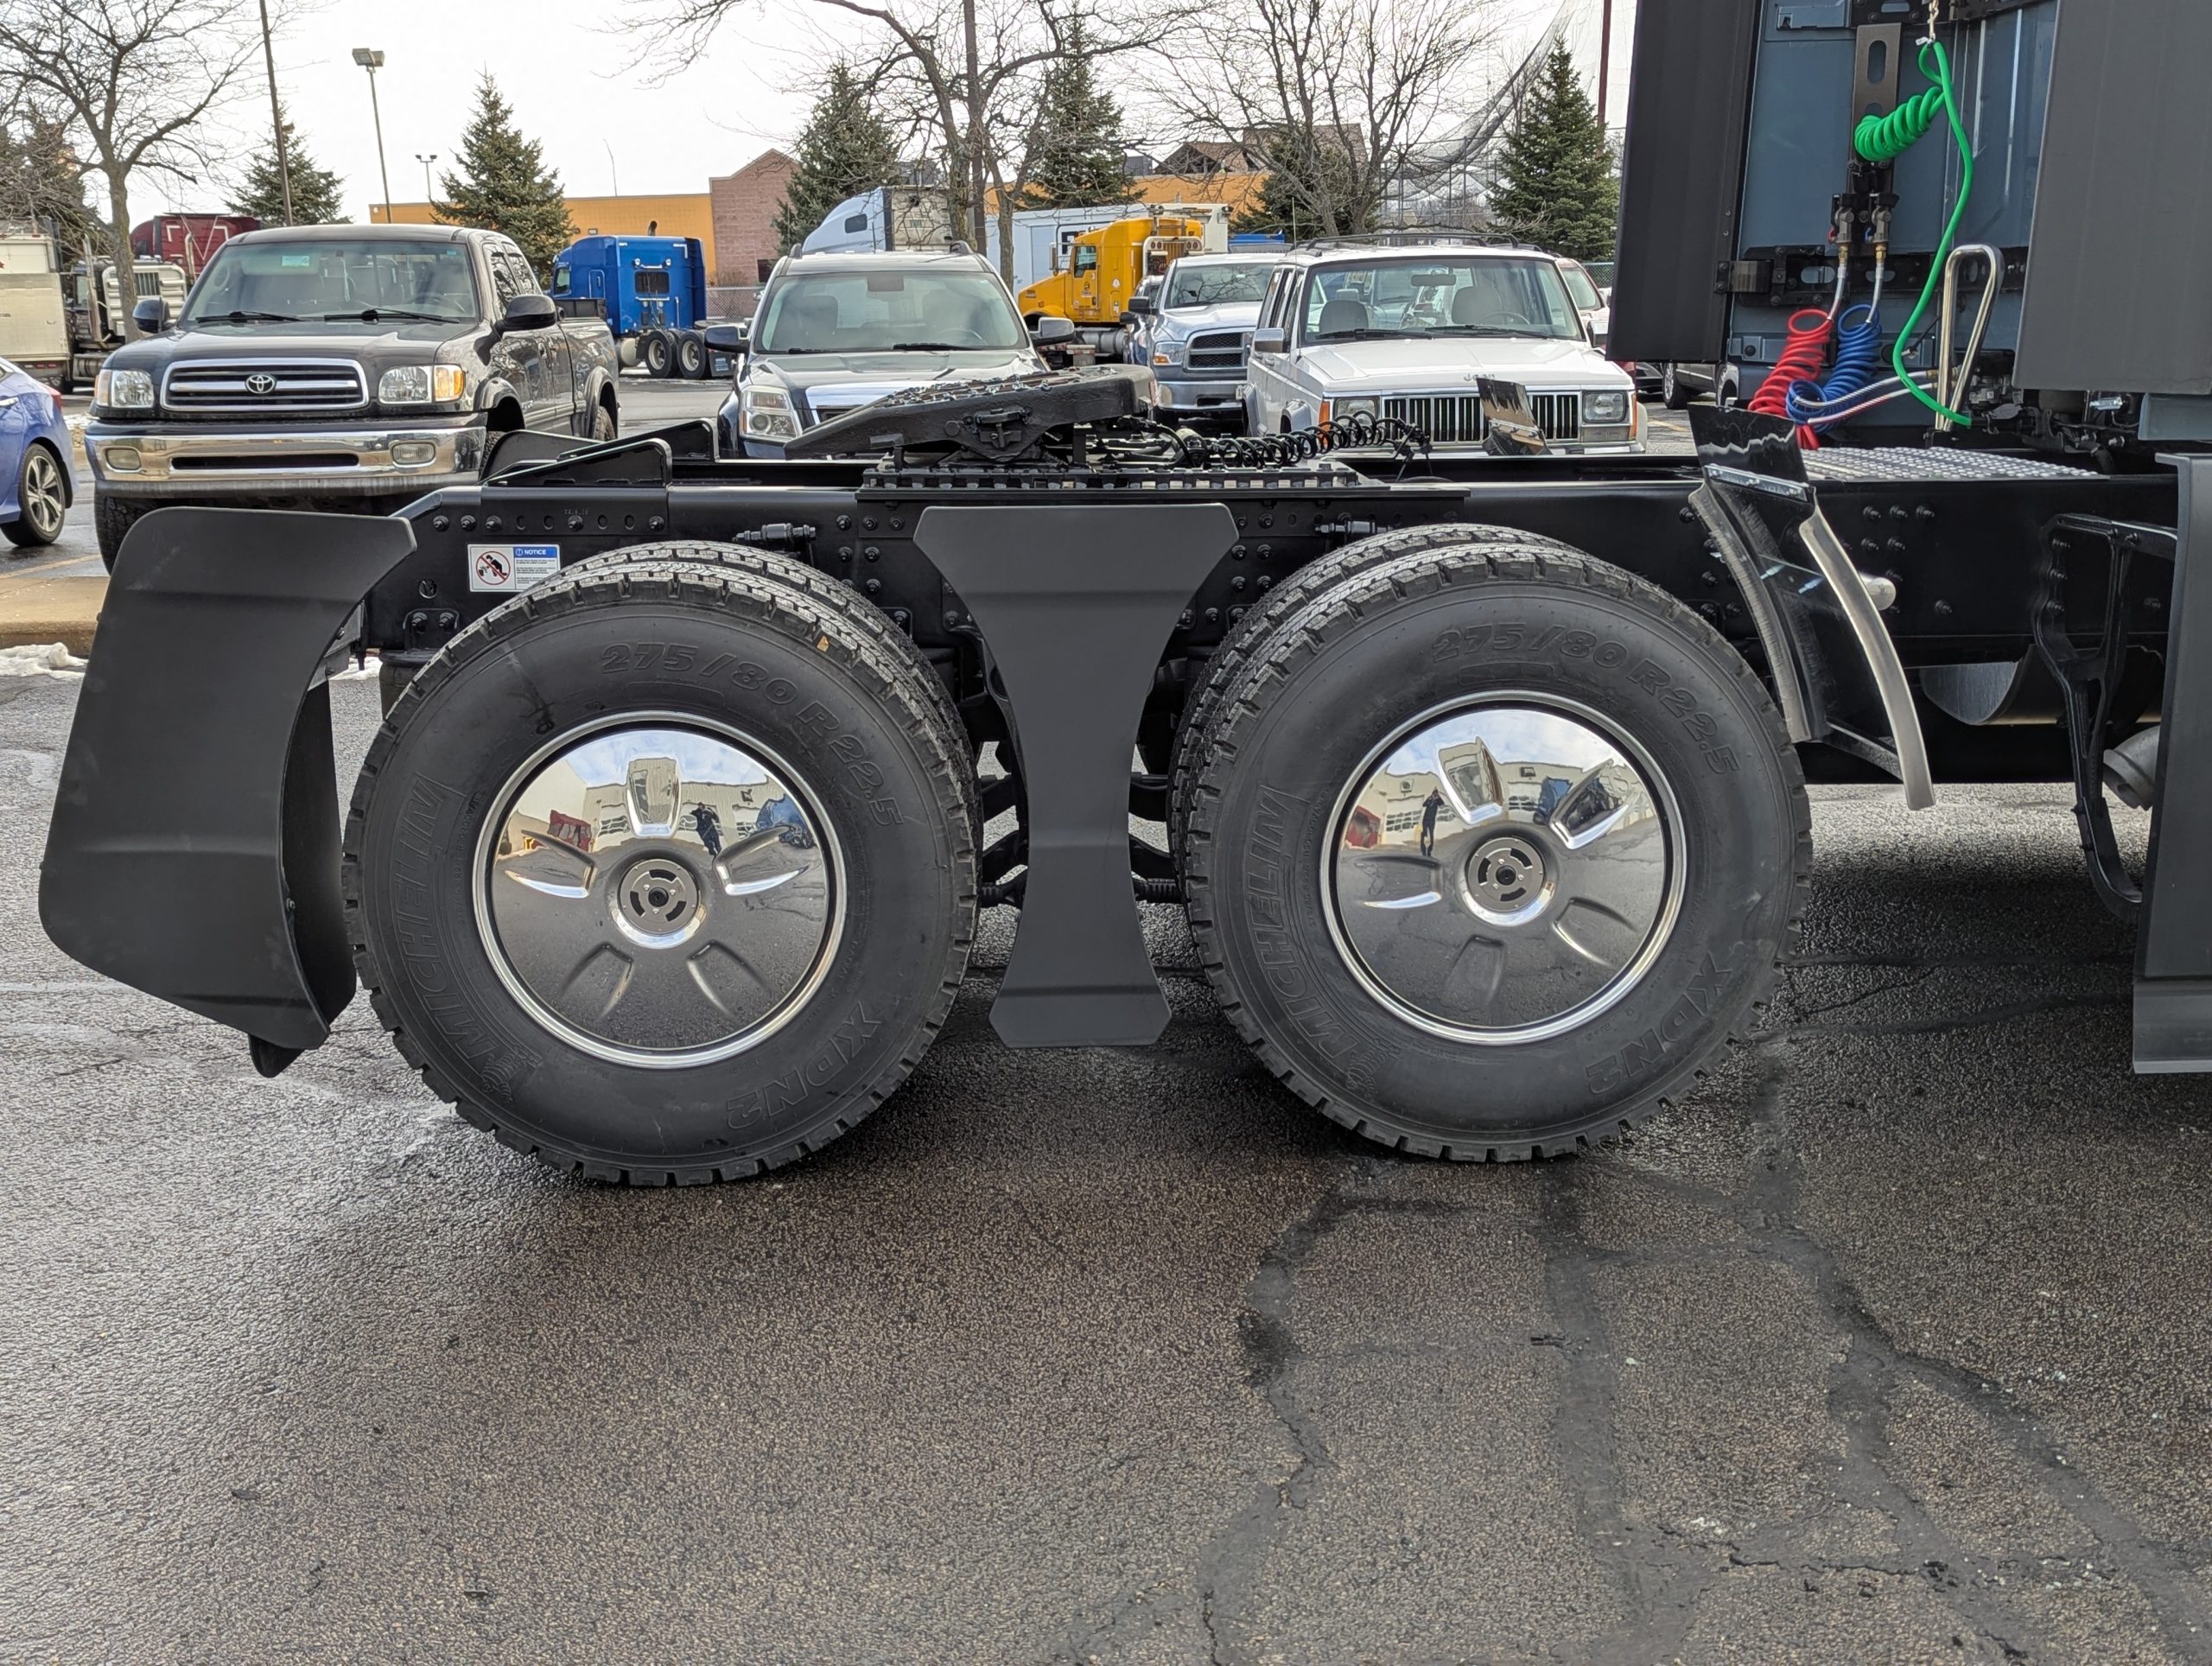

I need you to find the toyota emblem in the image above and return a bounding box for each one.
[245,372,276,395]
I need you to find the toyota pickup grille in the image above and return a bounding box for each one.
[1184,331,1247,378]
[1379,392,1580,445]
[162,361,367,414]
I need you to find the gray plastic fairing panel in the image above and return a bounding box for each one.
[40,507,416,1057]
[1608,0,1759,365]
[2135,456,2212,1071]
[2014,0,2212,397]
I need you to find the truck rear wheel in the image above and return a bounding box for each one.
[1169,523,1581,867]
[639,329,673,378]
[1181,542,1808,1160]
[677,330,708,379]
[344,556,978,1182]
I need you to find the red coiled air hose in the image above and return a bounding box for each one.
[1746,308,1834,448]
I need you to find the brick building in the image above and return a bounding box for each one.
[708,150,798,287]
[370,149,798,289]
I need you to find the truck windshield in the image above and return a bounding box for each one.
[1302,257,1583,342]
[181,239,480,325]
[754,270,1027,353]
[1165,262,1276,308]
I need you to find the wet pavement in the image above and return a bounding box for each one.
[3,620,2208,1661]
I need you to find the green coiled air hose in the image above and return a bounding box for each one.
[1853,38,1974,426]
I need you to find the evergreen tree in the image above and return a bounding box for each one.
[435,75,573,277]
[1231,131,1362,238]
[1488,44,1616,261]
[772,63,903,252]
[1021,21,1131,209]
[228,105,345,225]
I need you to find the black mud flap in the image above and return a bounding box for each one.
[1687,406,1936,808]
[40,506,416,1067]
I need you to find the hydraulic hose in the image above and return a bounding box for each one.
[1786,304,1883,431]
[1854,38,1975,426]
[1747,308,1834,446]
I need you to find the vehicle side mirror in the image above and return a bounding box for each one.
[1127,295,1155,316]
[1031,315,1077,345]
[1249,327,1287,355]
[131,296,168,334]
[500,293,557,333]
[703,321,747,353]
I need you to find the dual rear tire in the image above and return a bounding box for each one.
[346,546,976,1182]
[1177,536,1808,1158]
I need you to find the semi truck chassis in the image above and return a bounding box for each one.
[36,375,2212,1181]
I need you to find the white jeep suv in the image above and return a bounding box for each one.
[1244,242,1643,454]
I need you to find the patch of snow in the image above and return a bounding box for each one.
[0,642,85,677]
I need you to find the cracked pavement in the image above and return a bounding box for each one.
[3,672,2209,1663]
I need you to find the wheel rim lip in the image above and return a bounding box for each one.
[23,451,60,533]
[1319,690,1686,1046]
[470,710,847,1071]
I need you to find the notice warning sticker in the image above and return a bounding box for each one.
[467,543,561,593]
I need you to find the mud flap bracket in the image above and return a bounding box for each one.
[916,503,1235,1047]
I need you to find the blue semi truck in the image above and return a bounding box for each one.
[550,234,715,379]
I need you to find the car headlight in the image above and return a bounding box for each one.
[741,385,801,441]
[1151,340,1185,367]
[94,368,154,410]
[1581,388,1630,424]
[1327,396,1379,422]
[378,364,466,405]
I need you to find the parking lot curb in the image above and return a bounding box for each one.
[0,575,103,654]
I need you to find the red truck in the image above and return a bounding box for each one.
[130,214,257,277]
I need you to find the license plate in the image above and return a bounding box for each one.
[467,543,561,593]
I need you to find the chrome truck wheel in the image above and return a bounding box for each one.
[476,717,842,1067]
[1180,539,1808,1160]
[1325,696,1682,1044]
[346,549,977,1184]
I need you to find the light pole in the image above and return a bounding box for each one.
[416,153,439,210]
[351,48,392,224]
[256,0,293,225]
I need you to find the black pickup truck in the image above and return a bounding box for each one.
[84,224,620,566]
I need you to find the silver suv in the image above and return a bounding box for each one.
[1244,242,1643,453]
[1123,252,1281,427]
[714,250,1069,457]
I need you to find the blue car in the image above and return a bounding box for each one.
[0,358,70,548]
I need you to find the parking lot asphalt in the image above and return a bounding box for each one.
[4,655,2209,1661]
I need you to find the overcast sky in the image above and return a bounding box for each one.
[145,0,1637,223]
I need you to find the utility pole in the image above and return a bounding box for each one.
[352,48,392,224]
[416,154,439,207]
[1597,0,1613,130]
[256,0,293,224]
[604,139,619,198]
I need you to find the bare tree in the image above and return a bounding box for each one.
[630,0,1177,276]
[0,0,257,337]
[1159,0,1502,238]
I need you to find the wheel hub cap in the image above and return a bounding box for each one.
[474,719,842,1067]
[1325,697,1682,1043]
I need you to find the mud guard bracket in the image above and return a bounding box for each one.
[916,503,1235,1047]
[1689,407,1936,808]
[41,506,416,1059]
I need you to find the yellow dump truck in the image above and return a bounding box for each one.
[1014,208,1220,360]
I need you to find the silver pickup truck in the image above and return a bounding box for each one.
[85,224,620,567]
